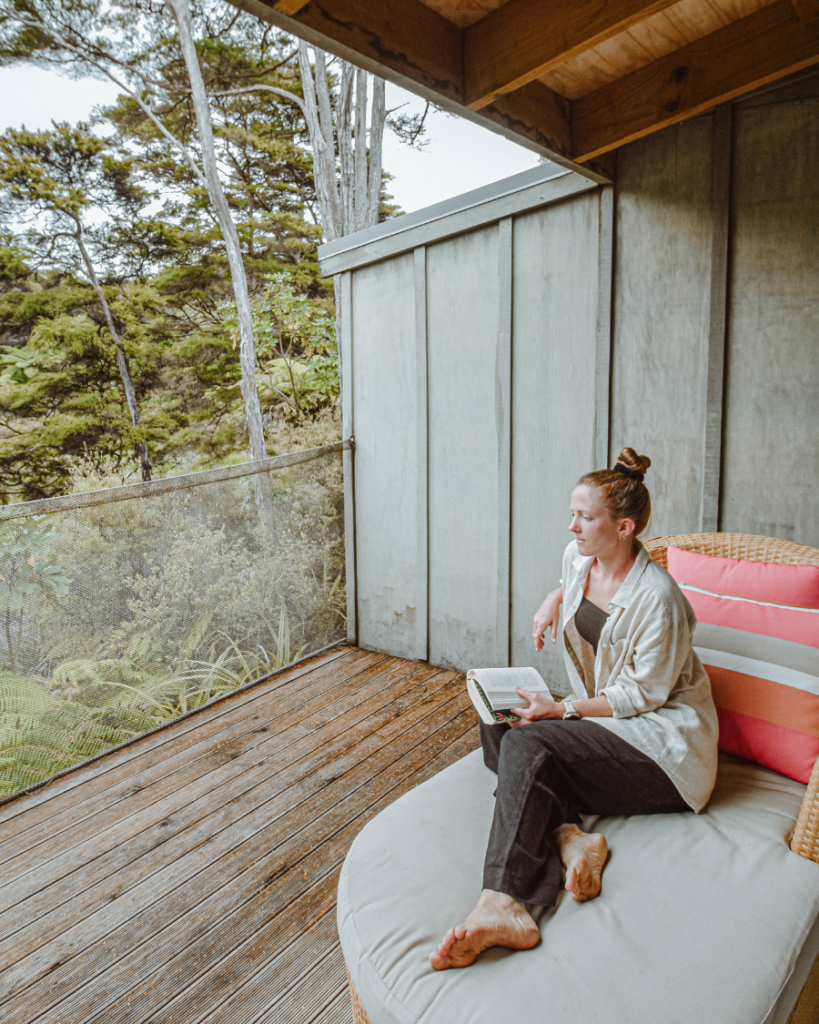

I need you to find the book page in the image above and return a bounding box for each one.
[466,667,551,710]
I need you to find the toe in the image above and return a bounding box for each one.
[429,951,450,971]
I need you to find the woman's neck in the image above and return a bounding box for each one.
[592,542,637,583]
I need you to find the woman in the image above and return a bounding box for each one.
[429,448,719,971]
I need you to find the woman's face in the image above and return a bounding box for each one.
[569,484,633,557]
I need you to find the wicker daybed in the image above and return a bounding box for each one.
[340,534,819,1024]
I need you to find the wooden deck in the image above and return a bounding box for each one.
[0,646,477,1024]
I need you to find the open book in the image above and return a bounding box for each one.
[466,666,552,725]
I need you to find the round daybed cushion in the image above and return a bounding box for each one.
[338,745,819,1024]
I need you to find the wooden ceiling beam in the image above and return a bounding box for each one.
[572,0,819,161]
[480,81,573,160]
[464,0,679,111]
[272,0,311,14]
[257,0,464,103]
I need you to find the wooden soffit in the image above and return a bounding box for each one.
[231,0,819,181]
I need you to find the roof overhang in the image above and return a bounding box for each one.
[227,0,819,183]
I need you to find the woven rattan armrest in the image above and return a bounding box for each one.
[643,533,819,864]
[792,757,819,865]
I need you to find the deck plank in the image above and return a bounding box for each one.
[0,648,478,1024]
[309,984,354,1024]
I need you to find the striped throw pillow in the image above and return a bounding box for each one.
[680,584,819,783]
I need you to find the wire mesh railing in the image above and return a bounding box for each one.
[0,442,348,799]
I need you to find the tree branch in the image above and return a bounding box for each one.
[13,13,207,191]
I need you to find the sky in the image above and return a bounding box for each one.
[0,65,540,216]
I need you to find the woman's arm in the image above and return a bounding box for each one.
[533,587,563,651]
[510,690,612,724]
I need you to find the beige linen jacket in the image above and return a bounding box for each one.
[561,539,719,812]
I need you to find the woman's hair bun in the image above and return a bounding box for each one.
[616,447,651,476]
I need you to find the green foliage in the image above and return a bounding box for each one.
[0,520,71,672]
[220,272,338,425]
[0,452,346,796]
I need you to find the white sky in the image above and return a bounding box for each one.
[0,65,540,215]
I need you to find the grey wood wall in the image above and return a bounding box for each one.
[320,70,819,679]
[326,169,606,688]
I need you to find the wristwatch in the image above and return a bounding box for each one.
[562,700,581,720]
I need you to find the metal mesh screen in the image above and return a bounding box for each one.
[0,443,347,798]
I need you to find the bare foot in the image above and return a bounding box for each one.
[428,889,540,970]
[555,823,608,902]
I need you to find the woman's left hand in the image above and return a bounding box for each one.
[509,686,566,725]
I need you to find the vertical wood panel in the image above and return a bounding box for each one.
[351,256,419,658]
[510,193,600,693]
[611,119,714,538]
[414,247,429,663]
[594,187,614,470]
[496,219,513,666]
[427,227,500,671]
[721,86,819,547]
[339,272,356,644]
[701,104,733,533]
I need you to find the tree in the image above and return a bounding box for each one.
[0,0,426,500]
[0,122,154,478]
[164,0,277,546]
[296,45,386,243]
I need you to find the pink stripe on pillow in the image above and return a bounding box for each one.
[668,546,819,608]
[682,586,819,649]
[716,708,819,783]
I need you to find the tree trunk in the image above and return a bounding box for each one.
[74,224,151,481]
[368,77,386,226]
[294,49,391,437]
[353,67,368,232]
[166,0,277,550]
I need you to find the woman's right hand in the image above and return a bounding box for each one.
[533,587,562,651]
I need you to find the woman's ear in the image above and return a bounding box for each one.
[618,518,636,541]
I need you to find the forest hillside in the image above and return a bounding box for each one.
[0,0,414,501]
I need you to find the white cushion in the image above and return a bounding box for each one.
[338,750,819,1024]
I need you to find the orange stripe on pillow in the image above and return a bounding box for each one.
[705,665,819,737]
[717,708,819,783]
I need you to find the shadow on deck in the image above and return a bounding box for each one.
[0,646,477,1024]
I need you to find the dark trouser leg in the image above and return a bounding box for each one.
[482,720,689,907]
[480,721,509,773]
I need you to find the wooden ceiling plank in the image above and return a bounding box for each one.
[538,0,779,102]
[464,0,681,110]
[573,0,819,159]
